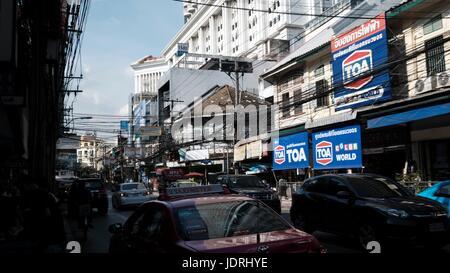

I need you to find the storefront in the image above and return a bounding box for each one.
[365,101,450,181]
[362,125,409,179]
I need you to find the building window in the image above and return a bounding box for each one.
[316,79,329,108]
[425,35,446,76]
[424,15,443,36]
[314,65,325,78]
[294,89,303,115]
[281,93,291,118]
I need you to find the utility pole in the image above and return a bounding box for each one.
[162,98,184,164]
[234,66,240,175]
[219,59,252,175]
[118,130,124,183]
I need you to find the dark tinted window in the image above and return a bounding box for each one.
[138,209,164,241]
[327,177,350,196]
[304,177,329,194]
[438,184,450,195]
[82,180,102,189]
[229,176,266,188]
[347,176,411,198]
[175,201,290,241]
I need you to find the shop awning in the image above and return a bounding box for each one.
[367,102,450,129]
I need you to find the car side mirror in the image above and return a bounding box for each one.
[109,223,123,235]
[337,191,353,199]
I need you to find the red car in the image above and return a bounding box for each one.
[108,185,325,253]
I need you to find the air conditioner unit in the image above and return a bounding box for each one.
[413,77,432,95]
[435,70,450,89]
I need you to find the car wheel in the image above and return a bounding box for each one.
[357,224,379,252]
[292,212,314,233]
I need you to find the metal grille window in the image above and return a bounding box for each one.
[425,35,446,76]
[294,89,303,115]
[316,79,329,108]
[281,93,291,118]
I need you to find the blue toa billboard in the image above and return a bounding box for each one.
[332,14,391,111]
[312,125,363,170]
[273,132,309,171]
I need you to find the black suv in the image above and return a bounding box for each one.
[68,178,109,215]
[215,175,281,214]
[290,174,449,250]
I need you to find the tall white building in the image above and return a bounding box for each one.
[167,0,318,66]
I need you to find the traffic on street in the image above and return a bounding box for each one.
[2,0,450,265]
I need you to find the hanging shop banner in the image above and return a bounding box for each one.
[273,132,309,171]
[246,140,262,159]
[234,145,246,162]
[312,125,363,170]
[332,14,391,111]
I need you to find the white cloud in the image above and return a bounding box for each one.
[118,104,129,116]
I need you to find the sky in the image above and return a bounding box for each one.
[74,0,183,120]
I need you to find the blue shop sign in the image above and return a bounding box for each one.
[332,15,391,111]
[312,125,362,170]
[273,132,309,170]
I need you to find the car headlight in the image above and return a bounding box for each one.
[386,208,409,218]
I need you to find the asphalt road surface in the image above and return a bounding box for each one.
[73,193,450,254]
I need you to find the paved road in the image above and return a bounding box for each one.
[75,193,449,254]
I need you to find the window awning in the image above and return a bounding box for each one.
[367,102,450,129]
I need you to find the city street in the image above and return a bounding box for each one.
[3,0,450,260]
[69,192,450,254]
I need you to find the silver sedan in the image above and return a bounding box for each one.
[112,182,156,209]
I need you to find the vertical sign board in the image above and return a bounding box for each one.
[120,120,129,131]
[312,125,363,170]
[176,43,189,57]
[332,14,391,111]
[273,132,309,171]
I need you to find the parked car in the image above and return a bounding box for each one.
[108,185,325,253]
[214,175,281,214]
[68,178,109,216]
[290,174,449,250]
[418,181,450,216]
[112,182,154,209]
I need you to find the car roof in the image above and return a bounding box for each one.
[308,173,388,180]
[161,194,253,209]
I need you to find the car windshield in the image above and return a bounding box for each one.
[121,183,145,191]
[175,200,290,241]
[347,176,412,198]
[83,180,102,190]
[228,176,266,188]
